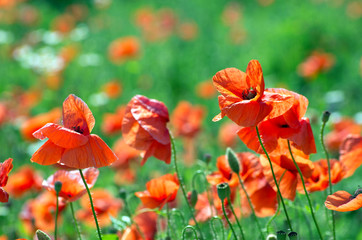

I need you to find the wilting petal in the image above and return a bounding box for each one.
[130,95,170,145]
[61,135,117,169]
[339,135,362,178]
[62,94,95,135]
[0,188,9,202]
[213,68,248,100]
[141,141,171,165]
[31,140,64,165]
[245,60,264,100]
[325,191,362,212]
[289,118,316,155]
[261,91,294,121]
[33,123,88,148]
[0,158,13,187]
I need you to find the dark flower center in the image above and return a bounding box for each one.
[241,89,257,100]
[280,124,289,128]
[73,126,84,134]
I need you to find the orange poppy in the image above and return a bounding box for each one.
[77,189,122,227]
[5,166,42,198]
[221,2,242,26]
[108,37,140,64]
[218,121,242,147]
[112,138,140,169]
[177,21,198,41]
[325,118,361,152]
[31,94,117,169]
[119,210,158,240]
[102,106,126,135]
[298,51,335,78]
[122,95,171,165]
[212,60,294,127]
[0,102,7,127]
[237,89,316,155]
[339,135,362,178]
[43,74,63,90]
[43,168,99,202]
[59,44,79,65]
[260,141,314,201]
[102,80,123,99]
[301,159,345,193]
[0,158,13,202]
[135,174,179,210]
[52,14,76,34]
[20,191,66,234]
[195,80,217,99]
[325,190,362,212]
[20,108,61,141]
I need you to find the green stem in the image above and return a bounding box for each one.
[171,208,186,225]
[166,203,172,239]
[192,170,214,216]
[70,202,82,240]
[123,196,144,239]
[228,197,245,240]
[55,193,59,240]
[210,216,225,240]
[255,126,293,231]
[182,225,198,240]
[79,169,102,240]
[237,175,264,239]
[170,136,204,240]
[287,140,323,240]
[221,201,238,240]
[320,121,336,240]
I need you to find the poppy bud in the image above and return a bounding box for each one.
[267,234,277,240]
[189,189,198,208]
[226,147,240,174]
[36,229,52,240]
[322,111,330,123]
[276,230,286,240]
[217,182,231,201]
[288,231,298,240]
[119,188,127,200]
[54,181,62,195]
[203,153,212,165]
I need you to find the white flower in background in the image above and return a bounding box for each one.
[89,92,109,106]
[324,90,345,105]
[70,24,89,41]
[42,31,63,45]
[78,53,102,66]
[355,112,362,124]
[0,30,14,44]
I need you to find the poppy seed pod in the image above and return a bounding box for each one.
[276,230,286,240]
[288,232,298,240]
[322,111,330,123]
[226,147,240,174]
[54,181,62,195]
[217,182,231,201]
[189,189,198,208]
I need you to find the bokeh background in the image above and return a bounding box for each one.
[0,0,361,239]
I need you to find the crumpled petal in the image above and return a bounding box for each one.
[33,123,88,148]
[213,67,248,100]
[325,191,362,212]
[30,140,64,165]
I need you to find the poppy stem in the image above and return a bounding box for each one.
[228,196,245,240]
[237,174,264,239]
[255,126,293,231]
[55,192,59,240]
[182,225,198,240]
[221,201,238,240]
[287,140,323,240]
[166,203,172,239]
[70,202,82,240]
[192,170,214,216]
[79,169,102,240]
[320,117,336,240]
[171,208,186,226]
[170,136,204,240]
[210,216,225,240]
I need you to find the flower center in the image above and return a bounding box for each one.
[73,126,84,134]
[241,88,257,100]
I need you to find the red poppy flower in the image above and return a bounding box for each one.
[301,159,345,193]
[325,190,362,212]
[108,37,140,64]
[218,122,241,147]
[298,51,335,78]
[177,21,198,41]
[135,174,179,210]
[212,60,294,127]
[102,106,126,135]
[237,89,316,155]
[325,118,361,152]
[122,95,171,165]
[43,168,99,202]
[20,108,61,141]
[112,138,140,169]
[195,80,217,99]
[77,189,122,227]
[5,166,42,198]
[102,80,123,99]
[260,141,314,201]
[0,158,13,202]
[20,191,66,234]
[339,135,362,178]
[31,94,117,169]
[118,210,158,240]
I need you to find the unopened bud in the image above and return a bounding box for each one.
[276,230,286,240]
[189,189,198,208]
[54,181,62,195]
[36,229,52,240]
[217,182,231,201]
[226,148,240,174]
[322,111,330,123]
[267,234,277,240]
[119,189,127,200]
[288,231,298,240]
[203,153,212,165]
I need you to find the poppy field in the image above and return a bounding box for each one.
[0,0,362,240]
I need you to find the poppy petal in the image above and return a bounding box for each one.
[245,60,264,99]
[30,140,64,165]
[0,158,13,187]
[60,135,117,169]
[141,141,171,165]
[289,118,317,155]
[62,94,95,135]
[261,91,294,121]
[33,123,88,148]
[135,192,163,209]
[339,135,362,178]
[0,188,9,202]
[213,68,247,100]
[325,191,362,212]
